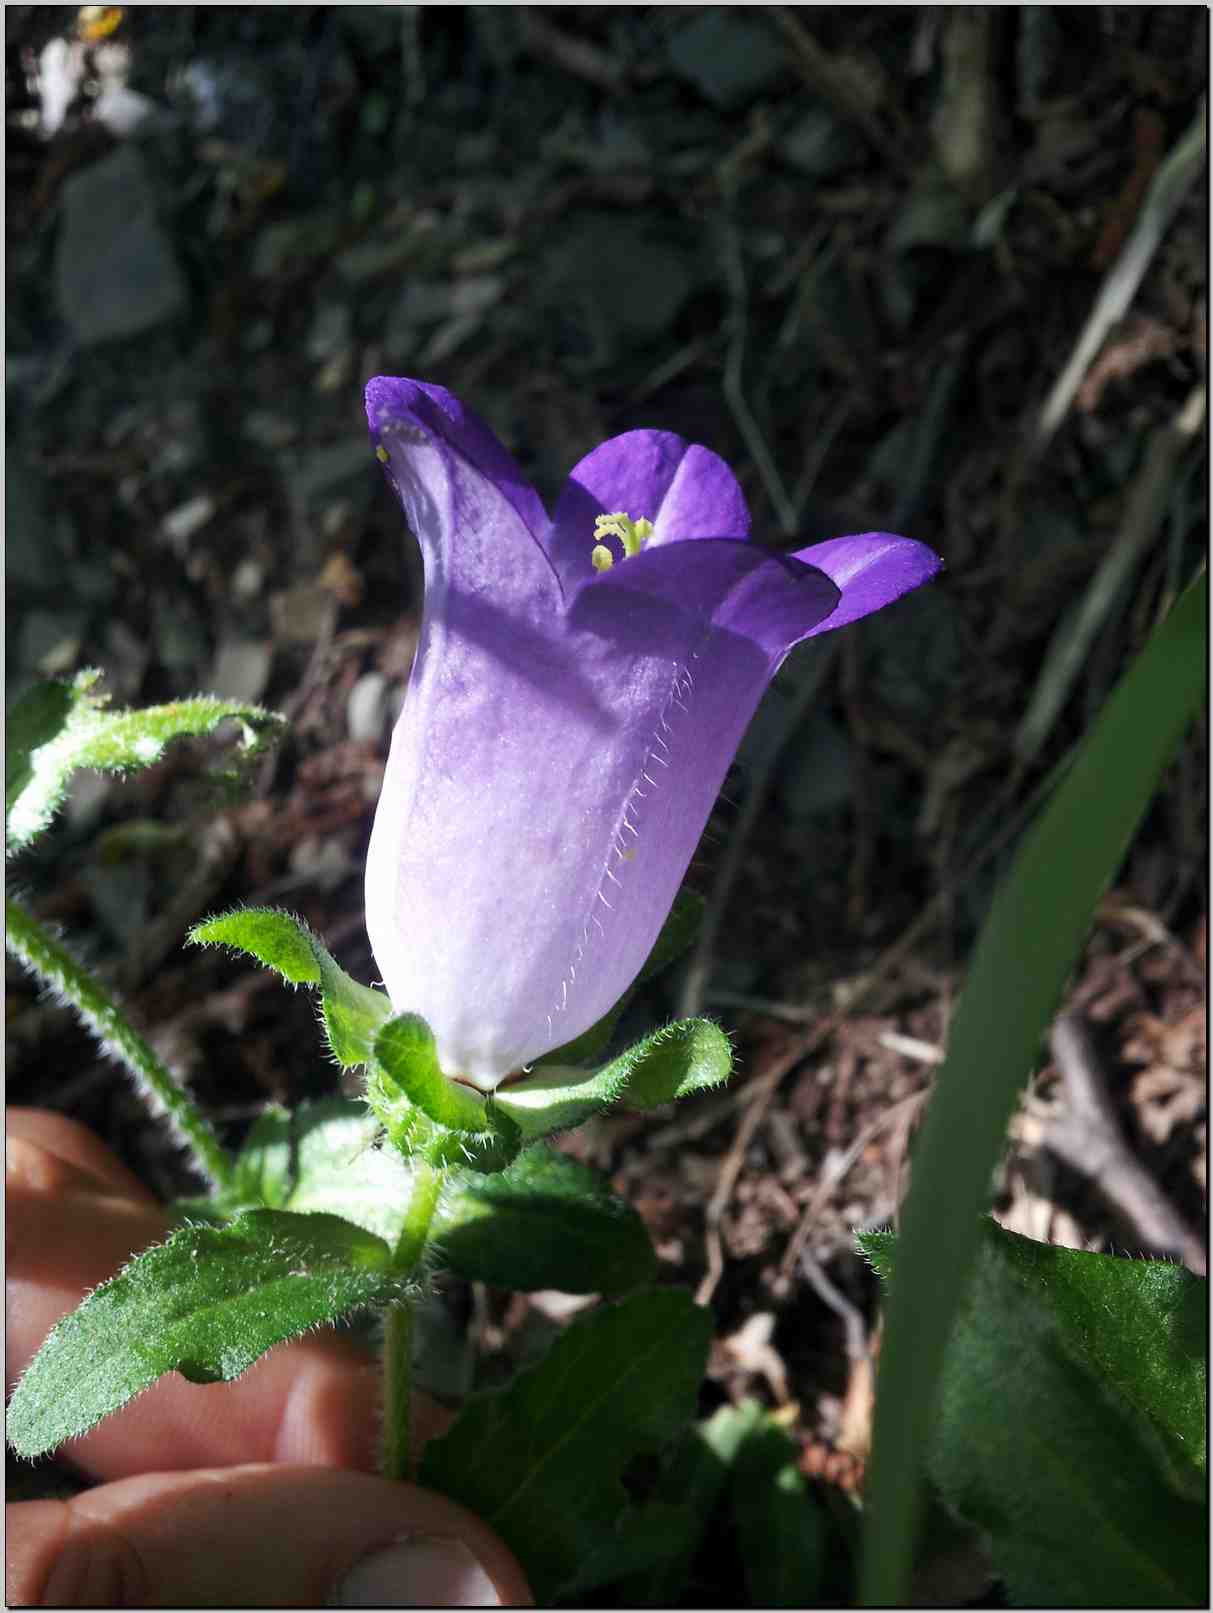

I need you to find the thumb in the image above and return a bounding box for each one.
[7,1464,532,1607]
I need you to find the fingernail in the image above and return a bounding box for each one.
[331,1534,501,1607]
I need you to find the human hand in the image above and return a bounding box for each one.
[6,1109,531,1607]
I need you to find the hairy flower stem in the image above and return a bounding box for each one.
[5,895,233,1190]
[382,1160,443,1481]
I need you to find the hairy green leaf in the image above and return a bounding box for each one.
[7,1210,401,1459]
[434,1146,656,1296]
[189,908,321,985]
[6,671,283,854]
[497,1018,732,1142]
[190,908,391,1067]
[604,1017,733,1111]
[420,1288,712,1602]
[861,1223,1207,1605]
[373,1014,491,1132]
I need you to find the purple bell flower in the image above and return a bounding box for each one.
[364,378,941,1089]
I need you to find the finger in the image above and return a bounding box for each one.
[7,1464,532,1607]
[7,1109,158,1203]
[7,1112,451,1478]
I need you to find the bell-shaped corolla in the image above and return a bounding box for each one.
[364,378,941,1089]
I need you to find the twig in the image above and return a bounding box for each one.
[1015,384,1207,772]
[697,1029,833,1305]
[1046,1012,1206,1274]
[877,1030,945,1066]
[778,1091,928,1285]
[1035,102,1206,454]
[799,1248,869,1364]
[770,7,910,170]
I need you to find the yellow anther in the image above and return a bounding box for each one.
[375,445,390,464]
[591,511,654,567]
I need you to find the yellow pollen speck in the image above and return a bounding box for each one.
[375,445,390,463]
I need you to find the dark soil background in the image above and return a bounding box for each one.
[7,3,1207,1528]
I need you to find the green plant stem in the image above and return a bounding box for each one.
[382,1161,443,1481]
[5,895,232,1191]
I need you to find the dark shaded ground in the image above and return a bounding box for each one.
[7,4,1207,1509]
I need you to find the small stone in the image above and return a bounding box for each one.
[347,671,388,743]
[233,559,264,598]
[160,494,215,551]
[209,637,272,704]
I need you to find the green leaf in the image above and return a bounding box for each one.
[230,1104,296,1206]
[618,1404,756,1605]
[491,1059,631,1142]
[282,1102,413,1241]
[179,1098,414,1248]
[7,1209,402,1459]
[190,908,391,1067]
[6,670,283,854]
[730,1405,826,1608]
[189,908,321,985]
[6,680,77,824]
[373,1014,491,1133]
[604,1017,733,1111]
[365,1014,521,1174]
[539,889,706,1067]
[434,1146,656,1296]
[316,949,394,1067]
[563,1504,700,1600]
[861,571,1208,1604]
[419,1288,712,1602]
[497,1018,732,1142]
[861,1223,1207,1606]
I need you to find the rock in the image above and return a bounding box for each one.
[54,146,187,345]
[667,10,788,108]
[347,671,388,743]
[209,637,272,704]
[160,494,216,552]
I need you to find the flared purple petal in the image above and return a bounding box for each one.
[573,540,840,665]
[792,533,943,637]
[547,429,750,594]
[366,378,549,546]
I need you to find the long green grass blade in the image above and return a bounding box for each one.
[861,570,1207,1604]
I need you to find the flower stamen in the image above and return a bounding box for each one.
[591,511,654,571]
